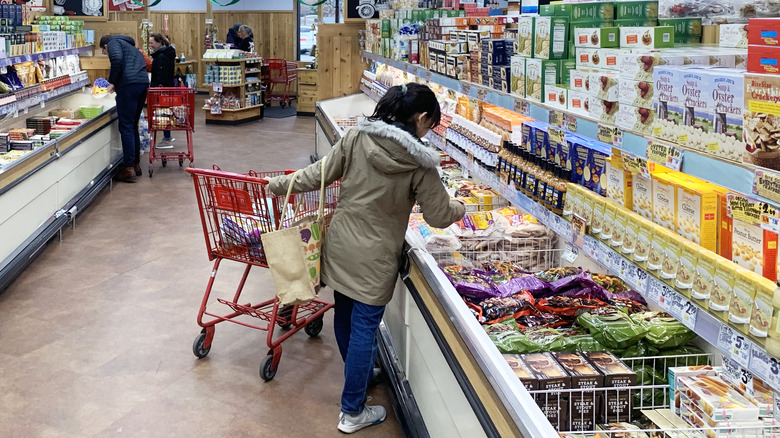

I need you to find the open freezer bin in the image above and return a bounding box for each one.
[313,93,376,162]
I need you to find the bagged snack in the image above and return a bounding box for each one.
[475,292,536,323]
[536,296,609,317]
[442,265,497,300]
[534,266,581,282]
[577,307,650,349]
[515,312,568,329]
[613,339,660,358]
[547,329,606,352]
[484,319,549,354]
[631,311,697,349]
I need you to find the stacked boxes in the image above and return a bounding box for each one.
[747,18,780,74]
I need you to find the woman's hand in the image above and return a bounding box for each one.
[107,84,115,93]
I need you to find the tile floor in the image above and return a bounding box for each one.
[0,99,405,438]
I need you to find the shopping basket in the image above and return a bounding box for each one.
[263,58,297,108]
[186,166,339,381]
[146,87,195,177]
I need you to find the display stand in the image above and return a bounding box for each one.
[202,58,264,125]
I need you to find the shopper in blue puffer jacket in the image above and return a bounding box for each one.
[100,35,150,182]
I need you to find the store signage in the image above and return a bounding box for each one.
[548,110,564,128]
[477,88,487,101]
[571,214,587,248]
[213,82,223,93]
[646,140,683,171]
[562,242,579,263]
[621,152,650,176]
[750,345,772,382]
[754,169,780,206]
[718,325,752,369]
[514,100,530,117]
[597,124,614,145]
[727,194,764,226]
[461,83,471,97]
[564,115,577,133]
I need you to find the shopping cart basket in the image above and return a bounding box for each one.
[147,87,195,177]
[263,58,297,108]
[186,166,338,381]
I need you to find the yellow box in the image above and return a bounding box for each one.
[606,160,634,209]
[647,224,667,274]
[622,210,640,257]
[692,249,720,303]
[633,173,653,221]
[600,200,617,242]
[661,230,683,286]
[676,241,700,295]
[749,275,777,339]
[634,217,654,267]
[590,196,606,237]
[729,269,758,333]
[580,189,595,227]
[652,173,678,230]
[611,205,628,249]
[470,188,500,205]
[676,180,719,253]
[563,183,579,220]
[709,259,739,320]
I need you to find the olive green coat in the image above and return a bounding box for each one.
[269,119,465,306]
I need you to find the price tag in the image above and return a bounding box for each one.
[562,243,580,264]
[646,140,684,171]
[210,105,222,115]
[205,19,213,24]
[467,150,475,167]
[621,153,650,176]
[461,83,471,96]
[213,82,224,93]
[718,325,752,369]
[754,169,780,206]
[624,263,648,292]
[750,346,772,382]
[594,241,610,267]
[597,124,615,145]
[425,70,432,81]
[549,110,563,128]
[676,295,698,330]
[477,88,487,101]
[775,395,780,422]
[462,168,469,180]
[571,215,587,248]
[760,202,780,234]
[40,101,45,109]
[667,145,683,170]
[646,278,664,304]
[564,115,577,133]
[583,236,598,261]
[613,127,624,148]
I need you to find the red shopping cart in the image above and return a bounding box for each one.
[147,87,195,177]
[186,166,338,381]
[263,58,298,108]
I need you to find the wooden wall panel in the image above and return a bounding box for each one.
[212,11,295,60]
[317,23,367,101]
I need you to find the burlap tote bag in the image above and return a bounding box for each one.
[262,158,327,305]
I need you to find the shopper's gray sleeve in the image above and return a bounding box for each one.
[413,168,465,228]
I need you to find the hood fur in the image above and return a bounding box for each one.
[358,118,440,169]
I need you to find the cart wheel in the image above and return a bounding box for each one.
[162,159,167,167]
[179,159,184,167]
[305,316,324,337]
[277,305,294,329]
[192,332,211,358]
[260,354,277,381]
[280,101,287,109]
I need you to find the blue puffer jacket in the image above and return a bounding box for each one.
[106,35,149,88]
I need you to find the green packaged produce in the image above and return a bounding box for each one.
[630,311,696,349]
[576,308,649,349]
[613,339,659,358]
[547,329,605,352]
[484,320,563,354]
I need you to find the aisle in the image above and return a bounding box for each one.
[0,98,404,437]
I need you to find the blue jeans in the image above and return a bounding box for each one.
[163,130,171,140]
[333,291,385,415]
[115,82,148,167]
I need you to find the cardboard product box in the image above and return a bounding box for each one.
[616,1,659,20]
[516,15,534,57]
[748,18,780,46]
[689,68,744,163]
[720,23,748,48]
[618,51,686,82]
[613,18,660,27]
[569,1,615,22]
[589,70,620,101]
[534,16,569,60]
[606,159,634,209]
[510,55,525,97]
[588,97,620,124]
[708,258,738,317]
[618,78,654,109]
[568,89,590,116]
[691,249,719,302]
[574,27,619,48]
[620,26,675,49]
[576,47,620,70]
[525,58,559,103]
[584,352,636,423]
[678,375,760,422]
[523,352,571,430]
[651,172,678,230]
[658,17,703,37]
[748,44,780,75]
[569,68,591,92]
[584,140,611,196]
[503,354,539,391]
[555,352,604,432]
[617,104,655,134]
[668,365,719,415]
[545,84,568,110]
[570,136,592,186]
[743,73,780,171]
[727,269,757,332]
[559,59,577,86]
[749,274,777,338]
[676,180,719,252]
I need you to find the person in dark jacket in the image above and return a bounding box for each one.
[226,22,242,48]
[237,25,253,53]
[101,35,149,182]
[149,33,176,146]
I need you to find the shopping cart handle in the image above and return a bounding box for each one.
[185,167,296,184]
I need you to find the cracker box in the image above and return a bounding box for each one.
[691,249,719,302]
[732,214,778,282]
[574,27,619,48]
[568,89,590,116]
[632,173,653,220]
[606,159,633,209]
[503,354,538,391]
[719,23,748,48]
[651,172,677,230]
[510,55,526,98]
[620,26,675,49]
[708,258,738,318]
[525,58,559,102]
[616,104,655,134]
[743,73,780,171]
[569,68,590,93]
[589,71,620,101]
[748,18,780,46]
[618,78,654,109]
[676,180,719,252]
[616,1,659,19]
[571,136,592,186]
[555,352,604,432]
[569,1,615,21]
[576,47,620,70]
[534,16,569,60]
[523,352,571,430]
[697,68,744,163]
[589,97,620,124]
[584,351,636,423]
[584,141,611,196]
[748,45,780,75]
[658,18,703,37]
[545,84,569,111]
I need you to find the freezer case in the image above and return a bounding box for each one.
[0,89,121,292]
[313,93,376,161]
[315,93,558,438]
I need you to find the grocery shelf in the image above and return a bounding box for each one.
[435,137,780,395]
[0,77,91,118]
[0,46,93,69]
[202,82,246,88]
[362,51,766,204]
[220,104,263,112]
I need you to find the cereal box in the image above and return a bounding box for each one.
[719,23,748,48]
[534,16,569,60]
[619,26,675,49]
[743,73,780,171]
[709,258,738,317]
[651,173,677,230]
[676,180,719,252]
[676,241,699,293]
[749,274,777,338]
[574,27,619,48]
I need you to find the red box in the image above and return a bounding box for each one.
[748,18,780,46]
[748,45,780,74]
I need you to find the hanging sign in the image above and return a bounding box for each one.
[131,0,164,6]
[646,140,683,171]
[754,169,780,206]
[209,0,242,5]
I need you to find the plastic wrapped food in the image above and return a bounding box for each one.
[442,265,497,300]
[536,296,609,317]
[484,319,547,354]
[546,329,606,352]
[654,345,708,371]
[414,224,461,251]
[630,311,697,349]
[515,312,568,329]
[590,273,630,294]
[478,292,535,323]
[534,266,581,282]
[613,340,660,359]
[576,308,650,350]
[608,298,650,315]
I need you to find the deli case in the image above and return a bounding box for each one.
[0,88,121,292]
[315,94,559,438]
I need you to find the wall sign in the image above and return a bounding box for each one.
[52,0,107,20]
[346,0,383,20]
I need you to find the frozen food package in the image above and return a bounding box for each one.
[413,224,462,251]
[630,311,697,349]
[576,307,650,349]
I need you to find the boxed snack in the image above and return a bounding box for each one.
[569,69,590,93]
[675,240,699,293]
[719,23,748,48]
[691,249,719,302]
[503,354,538,391]
[668,365,719,415]
[534,16,569,60]
[560,60,577,86]
[684,404,764,438]
[571,136,591,186]
[574,27,618,48]
[606,159,633,209]
[601,200,617,241]
[634,217,654,265]
[523,352,571,430]
[555,352,604,432]
[569,1,615,21]
[743,73,780,171]
[618,78,654,109]
[676,180,719,252]
[748,18,780,46]
[616,104,655,134]
[713,187,733,259]
[591,195,606,236]
[510,55,525,98]
[589,97,620,124]
[516,16,535,57]
[611,206,628,249]
[576,48,620,70]
[660,231,683,285]
[647,224,666,274]
[563,183,579,220]
[633,173,653,221]
[584,141,611,196]
[580,189,596,226]
[525,58,560,102]
[749,274,777,338]
[545,84,568,111]
[658,18,703,38]
[748,45,780,75]
[679,375,760,422]
[621,212,639,256]
[589,71,620,101]
[619,26,675,49]
[568,89,590,116]
[732,216,778,282]
[728,269,757,332]
[708,258,738,318]
[651,172,678,230]
[696,68,745,163]
[584,351,636,423]
[616,1,658,19]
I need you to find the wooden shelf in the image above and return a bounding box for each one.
[202,82,246,88]
[220,104,263,112]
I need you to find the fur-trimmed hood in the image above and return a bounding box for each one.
[358,118,440,172]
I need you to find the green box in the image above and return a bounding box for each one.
[516,15,535,58]
[525,59,560,102]
[674,36,702,44]
[534,16,569,60]
[657,18,702,36]
[559,59,577,85]
[616,1,659,19]
[614,18,658,27]
[381,19,391,38]
[573,27,619,48]
[540,3,570,16]
[569,2,615,22]
[571,19,614,28]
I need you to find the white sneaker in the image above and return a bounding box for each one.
[157,138,175,149]
[337,405,386,434]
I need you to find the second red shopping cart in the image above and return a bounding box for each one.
[147,87,195,177]
[186,166,338,381]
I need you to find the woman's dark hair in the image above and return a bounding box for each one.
[368,82,441,131]
[149,33,170,47]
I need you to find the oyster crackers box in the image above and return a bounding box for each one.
[743,73,780,172]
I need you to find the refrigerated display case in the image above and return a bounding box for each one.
[0,89,121,292]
